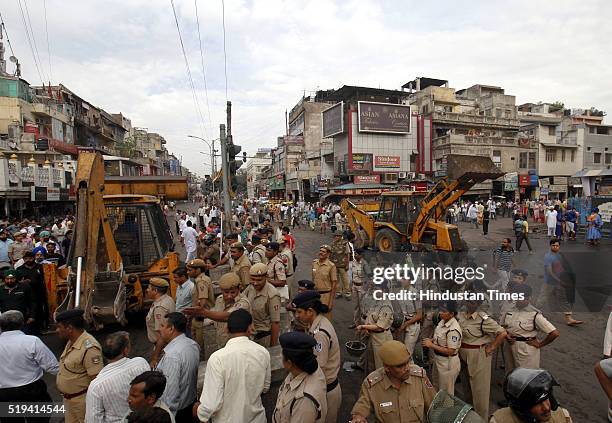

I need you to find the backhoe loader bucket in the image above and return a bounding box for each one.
[445,154,504,182]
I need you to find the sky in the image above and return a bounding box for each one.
[1,0,611,176]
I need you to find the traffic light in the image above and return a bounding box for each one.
[227,144,242,194]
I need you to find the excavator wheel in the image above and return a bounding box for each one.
[374,229,401,252]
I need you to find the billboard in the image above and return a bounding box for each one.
[352,153,373,171]
[358,101,411,134]
[322,102,344,138]
[375,155,401,168]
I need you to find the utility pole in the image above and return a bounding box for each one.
[219,123,232,234]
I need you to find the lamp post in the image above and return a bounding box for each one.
[188,135,219,192]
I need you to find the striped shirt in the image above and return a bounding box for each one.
[157,334,200,415]
[85,356,150,423]
[175,280,195,313]
[493,246,514,272]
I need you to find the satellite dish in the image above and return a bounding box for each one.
[9,56,17,63]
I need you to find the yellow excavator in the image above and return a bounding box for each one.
[342,155,503,252]
[44,152,187,329]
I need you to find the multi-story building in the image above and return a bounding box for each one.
[268,135,304,200]
[246,148,272,199]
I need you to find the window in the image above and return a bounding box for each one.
[590,126,596,134]
[594,152,602,164]
[548,126,556,136]
[606,154,612,165]
[519,152,528,168]
[546,149,556,162]
[505,110,511,118]
[561,149,566,162]
[444,105,453,112]
[495,109,502,118]
[528,152,536,169]
[571,150,575,162]
[422,105,429,114]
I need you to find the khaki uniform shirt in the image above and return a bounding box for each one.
[243,282,281,332]
[272,367,327,423]
[490,406,572,423]
[251,245,268,265]
[192,274,215,309]
[8,240,30,261]
[351,366,436,423]
[201,245,220,262]
[352,260,367,286]
[146,294,176,343]
[433,317,462,353]
[330,240,350,269]
[309,314,340,384]
[56,331,103,395]
[458,311,504,346]
[231,253,252,290]
[280,248,294,276]
[211,294,251,347]
[267,255,287,285]
[501,304,556,338]
[312,259,337,293]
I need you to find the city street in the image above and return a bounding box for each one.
[40,202,612,422]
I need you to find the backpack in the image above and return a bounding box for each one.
[514,219,524,234]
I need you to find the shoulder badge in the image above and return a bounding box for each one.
[409,364,425,377]
[314,342,323,353]
[83,339,93,349]
[478,312,489,320]
[367,370,384,387]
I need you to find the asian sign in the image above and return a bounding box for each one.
[322,102,344,138]
[358,101,411,134]
[374,155,400,168]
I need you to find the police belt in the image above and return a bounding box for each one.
[317,290,331,294]
[460,343,486,349]
[326,378,339,392]
[434,350,458,357]
[253,330,272,340]
[513,336,536,342]
[61,388,88,400]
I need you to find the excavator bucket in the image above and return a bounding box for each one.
[445,154,504,182]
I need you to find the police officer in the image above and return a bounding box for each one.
[230,242,251,290]
[279,238,296,298]
[272,332,328,423]
[350,340,436,423]
[458,296,507,420]
[243,263,281,347]
[145,277,175,367]
[312,245,337,318]
[188,259,214,360]
[266,242,288,295]
[357,283,394,373]
[292,291,341,423]
[184,272,251,347]
[422,300,462,395]
[394,276,422,357]
[501,284,559,372]
[56,309,103,423]
[250,235,268,265]
[330,231,351,299]
[491,368,572,422]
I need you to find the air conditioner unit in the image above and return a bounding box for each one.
[398,172,407,179]
[383,173,399,183]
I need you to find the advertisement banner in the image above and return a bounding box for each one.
[354,175,381,184]
[375,155,401,168]
[352,153,373,171]
[519,174,530,186]
[358,102,411,134]
[322,102,344,138]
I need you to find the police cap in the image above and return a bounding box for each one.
[187,259,207,269]
[149,277,169,288]
[510,268,528,277]
[320,244,332,252]
[219,272,241,289]
[230,242,244,250]
[439,300,458,313]
[55,308,84,323]
[279,331,317,353]
[266,242,280,251]
[378,340,411,366]
[249,263,268,276]
[298,279,315,290]
[291,290,321,309]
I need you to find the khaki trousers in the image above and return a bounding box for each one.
[433,355,461,395]
[337,268,350,296]
[64,395,86,423]
[459,346,492,420]
[255,335,271,348]
[326,384,342,423]
[191,319,206,361]
[403,323,421,357]
[503,340,540,373]
[320,292,333,320]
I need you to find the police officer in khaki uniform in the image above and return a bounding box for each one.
[266,242,288,298]
[279,238,295,299]
[350,340,436,423]
[357,286,394,373]
[458,296,507,420]
[184,272,251,347]
[292,291,341,423]
[330,231,351,299]
[312,245,337,318]
[188,258,214,360]
[243,263,281,347]
[145,277,175,367]
[273,332,328,423]
[250,235,268,265]
[422,300,462,395]
[501,284,559,372]
[56,309,103,423]
[230,242,251,290]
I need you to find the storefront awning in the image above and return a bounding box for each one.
[573,169,612,177]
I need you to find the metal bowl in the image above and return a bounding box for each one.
[345,340,367,357]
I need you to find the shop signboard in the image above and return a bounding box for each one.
[374,155,401,168]
[553,176,568,185]
[358,101,411,134]
[540,187,550,195]
[519,174,530,186]
[548,185,567,193]
[354,175,381,184]
[31,186,68,201]
[322,102,344,138]
[352,153,373,171]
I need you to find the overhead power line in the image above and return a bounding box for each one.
[221,0,229,101]
[16,0,45,84]
[0,12,17,57]
[22,0,48,82]
[43,0,52,82]
[194,0,213,131]
[169,0,209,139]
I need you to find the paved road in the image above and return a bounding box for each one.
[42,202,611,422]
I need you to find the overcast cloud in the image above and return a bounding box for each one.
[2,0,611,175]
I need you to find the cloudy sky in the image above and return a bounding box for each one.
[2,0,610,175]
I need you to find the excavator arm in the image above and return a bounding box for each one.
[341,198,376,246]
[56,153,125,328]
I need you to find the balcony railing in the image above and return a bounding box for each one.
[433,111,520,128]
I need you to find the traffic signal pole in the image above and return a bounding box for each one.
[219,123,232,235]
